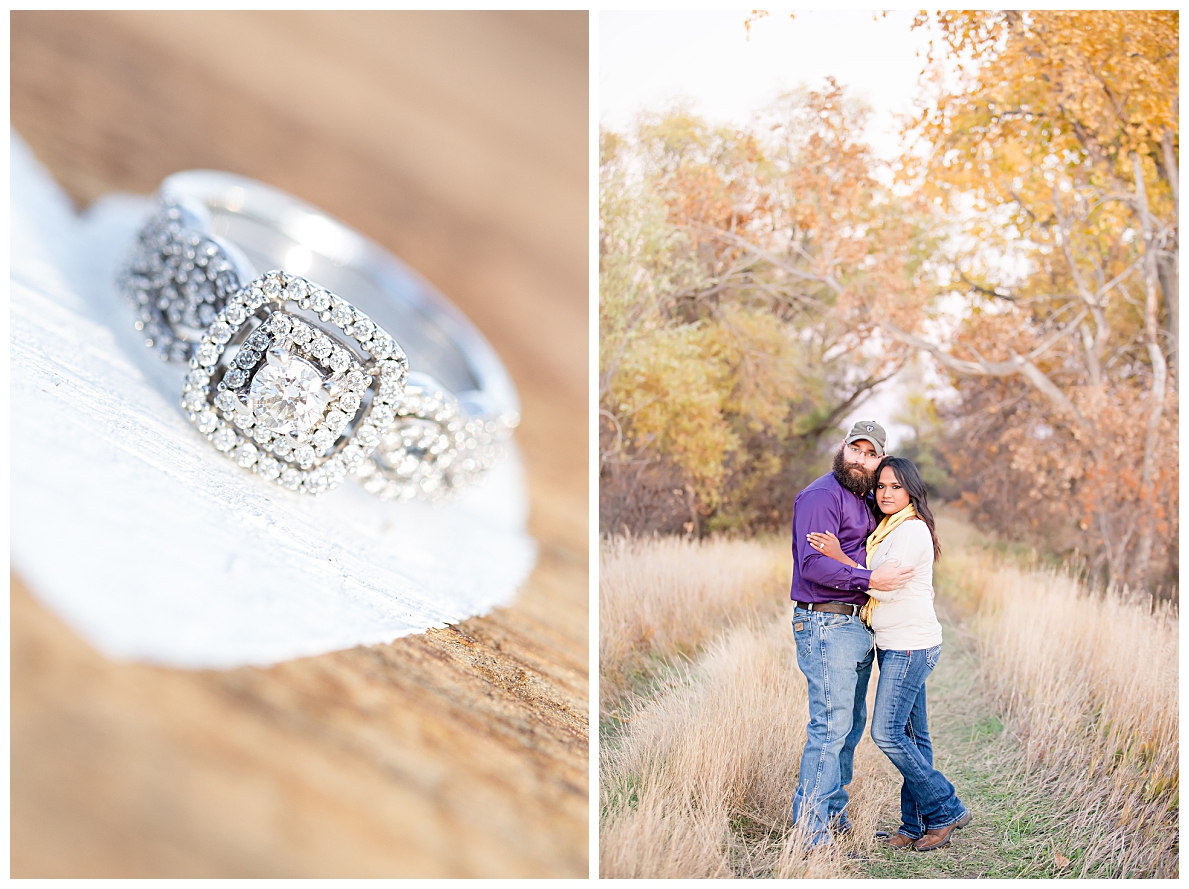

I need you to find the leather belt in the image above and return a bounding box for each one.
[794,600,862,616]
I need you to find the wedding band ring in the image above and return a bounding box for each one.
[120,172,519,498]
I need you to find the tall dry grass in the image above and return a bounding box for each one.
[599,535,788,717]
[599,535,894,877]
[601,525,1179,878]
[600,619,896,877]
[945,547,1179,877]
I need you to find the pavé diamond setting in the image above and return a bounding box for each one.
[181,270,408,495]
[356,376,505,501]
[120,200,244,363]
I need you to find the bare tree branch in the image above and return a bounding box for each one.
[1160,128,1179,212]
[792,366,902,441]
[1095,257,1141,299]
[1052,188,1099,307]
[880,319,1085,425]
[1130,151,1171,582]
[686,222,843,297]
[1027,307,1089,361]
[958,271,1016,301]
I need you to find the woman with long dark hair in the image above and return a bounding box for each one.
[806,455,970,852]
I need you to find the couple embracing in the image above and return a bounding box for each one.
[789,420,970,852]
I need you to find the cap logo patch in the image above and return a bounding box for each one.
[866,425,873,432]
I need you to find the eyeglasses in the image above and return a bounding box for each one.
[846,444,878,459]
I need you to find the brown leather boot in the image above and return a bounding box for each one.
[881,833,916,850]
[913,812,973,852]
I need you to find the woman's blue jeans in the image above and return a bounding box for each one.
[871,645,967,838]
[791,609,874,847]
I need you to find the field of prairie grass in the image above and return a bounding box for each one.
[598,514,1178,878]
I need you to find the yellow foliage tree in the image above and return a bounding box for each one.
[889,11,1177,586]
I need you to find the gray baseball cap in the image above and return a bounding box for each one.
[845,420,887,455]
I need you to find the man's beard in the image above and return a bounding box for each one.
[832,446,875,496]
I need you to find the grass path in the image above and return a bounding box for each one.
[852,599,1074,878]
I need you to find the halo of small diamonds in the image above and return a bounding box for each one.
[181,271,408,495]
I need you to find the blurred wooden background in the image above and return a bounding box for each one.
[11,11,588,878]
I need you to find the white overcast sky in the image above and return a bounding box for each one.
[600,10,952,446]
[600,10,941,161]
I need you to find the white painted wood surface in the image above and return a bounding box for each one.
[11,135,537,668]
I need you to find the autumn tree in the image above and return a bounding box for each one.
[600,84,931,534]
[890,11,1178,588]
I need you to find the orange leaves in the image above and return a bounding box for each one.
[637,116,774,263]
[940,369,1178,586]
[909,11,1178,221]
[666,163,774,241]
[600,88,922,532]
[899,11,1178,587]
[601,21,1176,571]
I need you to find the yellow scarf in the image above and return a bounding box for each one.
[859,503,917,626]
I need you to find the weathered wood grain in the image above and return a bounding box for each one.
[10,11,588,878]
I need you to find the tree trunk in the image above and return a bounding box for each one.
[1159,129,1179,381]
[1157,256,1178,379]
[1131,153,1169,589]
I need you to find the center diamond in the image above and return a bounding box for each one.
[248,348,331,435]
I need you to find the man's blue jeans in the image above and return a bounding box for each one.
[790,608,874,847]
[871,646,967,838]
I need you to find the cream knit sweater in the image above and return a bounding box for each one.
[865,518,943,650]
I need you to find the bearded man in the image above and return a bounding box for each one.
[789,421,914,848]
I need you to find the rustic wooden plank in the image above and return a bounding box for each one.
[10,10,588,878]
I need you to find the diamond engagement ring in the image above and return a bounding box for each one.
[120,171,519,498]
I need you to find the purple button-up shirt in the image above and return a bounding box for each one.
[789,471,876,605]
